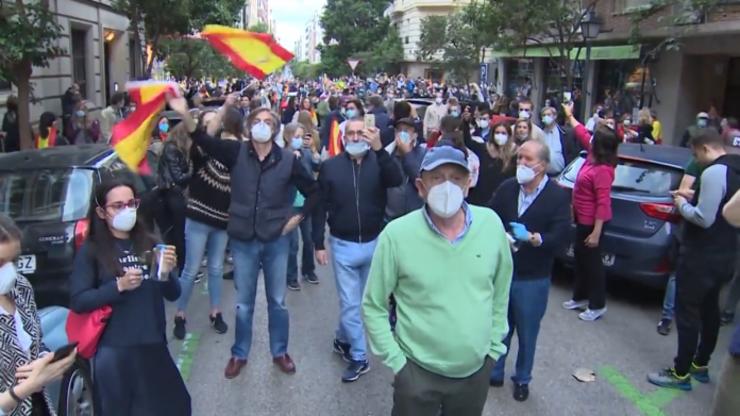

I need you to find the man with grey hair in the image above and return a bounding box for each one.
[540,106,579,175]
[169,95,320,380]
[488,140,571,401]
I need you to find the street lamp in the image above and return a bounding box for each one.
[580,10,601,120]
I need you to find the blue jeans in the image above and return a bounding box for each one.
[176,218,229,312]
[287,210,314,284]
[329,236,378,361]
[491,277,551,385]
[230,235,290,359]
[662,274,676,321]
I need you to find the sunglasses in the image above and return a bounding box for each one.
[105,198,140,212]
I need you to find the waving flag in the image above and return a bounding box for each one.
[328,118,343,157]
[201,25,293,79]
[110,81,180,174]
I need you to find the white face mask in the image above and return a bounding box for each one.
[427,181,464,219]
[112,207,137,232]
[251,122,272,143]
[519,110,531,120]
[345,140,370,157]
[436,97,443,105]
[542,115,555,126]
[477,119,490,130]
[493,133,509,146]
[0,262,17,295]
[516,164,538,185]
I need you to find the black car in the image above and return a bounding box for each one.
[555,143,692,287]
[0,144,155,307]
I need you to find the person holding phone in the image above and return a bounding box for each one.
[69,179,190,415]
[0,213,77,416]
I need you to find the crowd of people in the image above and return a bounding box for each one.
[0,72,739,416]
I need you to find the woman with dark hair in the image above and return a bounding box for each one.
[69,179,190,415]
[293,97,318,126]
[281,96,297,125]
[562,102,618,322]
[0,214,77,416]
[0,95,20,152]
[173,107,234,340]
[35,112,67,149]
[463,117,517,205]
[156,123,192,273]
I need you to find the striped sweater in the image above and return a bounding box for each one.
[186,146,231,229]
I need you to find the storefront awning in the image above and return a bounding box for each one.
[490,45,641,61]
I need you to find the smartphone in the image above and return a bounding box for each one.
[364,113,376,130]
[563,92,572,103]
[51,342,78,363]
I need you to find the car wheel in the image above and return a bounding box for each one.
[58,358,95,416]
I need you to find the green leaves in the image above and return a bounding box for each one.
[318,0,402,77]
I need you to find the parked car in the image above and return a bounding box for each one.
[555,143,692,288]
[0,144,155,308]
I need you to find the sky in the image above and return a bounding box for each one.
[272,0,327,52]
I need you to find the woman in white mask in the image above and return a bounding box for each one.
[69,179,191,415]
[0,214,76,416]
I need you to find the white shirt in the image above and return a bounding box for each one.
[0,304,32,355]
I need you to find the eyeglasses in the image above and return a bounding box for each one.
[105,198,140,212]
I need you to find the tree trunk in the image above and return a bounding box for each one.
[16,67,33,150]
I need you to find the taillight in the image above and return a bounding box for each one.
[640,202,681,223]
[74,219,90,250]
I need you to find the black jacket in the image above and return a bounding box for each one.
[313,149,403,250]
[489,177,571,280]
[464,123,516,205]
[157,141,192,190]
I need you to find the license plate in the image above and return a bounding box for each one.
[16,255,37,274]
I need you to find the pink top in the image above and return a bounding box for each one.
[571,124,616,225]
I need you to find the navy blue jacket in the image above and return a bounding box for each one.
[489,177,571,280]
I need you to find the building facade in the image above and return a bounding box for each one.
[493,0,740,145]
[0,0,139,132]
[387,0,471,79]
[239,0,272,31]
[294,12,322,65]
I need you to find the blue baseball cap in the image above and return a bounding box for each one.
[420,144,469,173]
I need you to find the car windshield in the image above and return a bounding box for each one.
[563,157,682,196]
[0,168,94,222]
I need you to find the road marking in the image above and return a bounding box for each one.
[176,332,201,381]
[599,365,684,416]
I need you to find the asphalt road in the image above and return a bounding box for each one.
[165,259,733,416]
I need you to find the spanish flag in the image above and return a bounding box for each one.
[328,117,343,157]
[110,81,180,174]
[201,25,293,79]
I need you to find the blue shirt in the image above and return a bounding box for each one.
[422,202,473,245]
[542,127,565,174]
[518,176,549,217]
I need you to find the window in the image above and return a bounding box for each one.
[0,169,94,222]
[0,79,10,91]
[563,157,682,196]
[405,36,409,44]
[71,28,88,98]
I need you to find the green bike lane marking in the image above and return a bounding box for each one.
[176,332,201,381]
[599,365,684,416]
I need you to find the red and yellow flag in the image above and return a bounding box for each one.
[328,118,343,157]
[110,81,180,174]
[201,25,293,79]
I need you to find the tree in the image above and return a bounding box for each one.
[292,60,321,80]
[318,0,402,77]
[248,22,270,34]
[416,15,447,62]
[0,0,64,149]
[114,0,243,78]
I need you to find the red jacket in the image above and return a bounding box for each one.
[571,124,616,225]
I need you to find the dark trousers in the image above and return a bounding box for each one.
[491,277,550,385]
[674,252,731,375]
[392,358,494,416]
[155,188,186,271]
[572,224,606,309]
[93,344,191,416]
[287,209,314,283]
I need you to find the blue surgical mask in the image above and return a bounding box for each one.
[158,123,169,133]
[450,109,460,118]
[399,131,411,144]
[345,141,370,157]
[542,115,555,125]
[291,137,303,150]
[346,109,357,119]
[251,122,272,143]
[697,118,708,128]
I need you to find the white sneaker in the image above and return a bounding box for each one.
[562,299,589,310]
[579,307,607,321]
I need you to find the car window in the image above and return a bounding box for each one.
[563,157,682,196]
[0,169,94,222]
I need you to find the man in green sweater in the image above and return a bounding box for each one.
[362,145,514,416]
